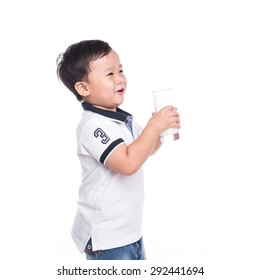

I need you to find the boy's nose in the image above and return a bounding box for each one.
[116,77,125,84]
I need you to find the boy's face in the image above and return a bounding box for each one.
[84,50,127,111]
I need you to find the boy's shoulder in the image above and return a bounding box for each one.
[79,110,120,124]
[77,110,124,135]
[77,111,106,130]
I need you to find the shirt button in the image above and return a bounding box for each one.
[87,244,91,250]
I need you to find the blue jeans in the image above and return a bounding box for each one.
[85,237,146,260]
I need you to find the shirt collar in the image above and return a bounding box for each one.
[81,102,132,122]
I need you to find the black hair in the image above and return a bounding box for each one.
[56,40,112,101]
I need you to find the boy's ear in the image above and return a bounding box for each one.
[74,81,90,97]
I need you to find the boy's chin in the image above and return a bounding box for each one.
[114,99,124,107]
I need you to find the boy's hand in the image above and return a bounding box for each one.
[148,106,181,133]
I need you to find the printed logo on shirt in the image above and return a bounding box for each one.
[94,128,110,144]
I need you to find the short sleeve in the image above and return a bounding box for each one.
[79,118,125,165]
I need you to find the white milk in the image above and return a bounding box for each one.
[152,88,179,141]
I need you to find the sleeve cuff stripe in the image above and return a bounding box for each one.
[100,138,125,164]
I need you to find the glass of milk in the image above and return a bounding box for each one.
[152,88,179,142]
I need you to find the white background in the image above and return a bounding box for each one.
[0,0,259,279]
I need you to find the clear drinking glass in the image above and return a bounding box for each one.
[152,88,179,142]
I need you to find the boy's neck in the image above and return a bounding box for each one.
[92,105,117,112]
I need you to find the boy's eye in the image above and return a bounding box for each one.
[119,69,123,73]
[107,72,113,76]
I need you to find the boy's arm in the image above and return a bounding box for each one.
[150,136,162,155]
[106,106,180,175]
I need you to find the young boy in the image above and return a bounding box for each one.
[56,40,180,260]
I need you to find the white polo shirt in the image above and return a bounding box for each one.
[72,102,144,253]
